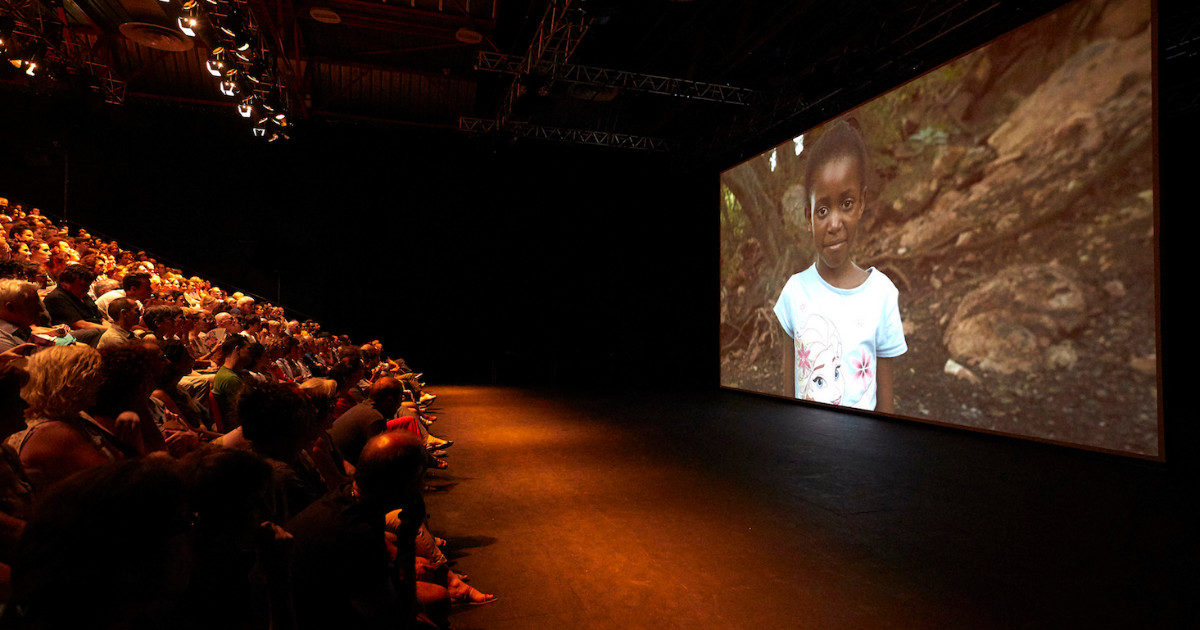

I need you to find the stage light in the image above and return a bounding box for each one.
[24,60,37,76]
[178,16,198,37]
[244,60,268,84]
[206,47,226,76]
[219,78,239,97]
[232,44,253,62]
[0,36,8,57]
[237,96,254,117]
[178,0,200,37]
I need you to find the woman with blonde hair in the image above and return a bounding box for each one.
[9,344,130,492]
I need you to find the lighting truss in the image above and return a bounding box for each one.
[497,0,589,123]
[0,0,126,103]
[459,116,668,151]
[478,50,756,106]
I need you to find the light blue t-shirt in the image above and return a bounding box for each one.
[773,265,906,410]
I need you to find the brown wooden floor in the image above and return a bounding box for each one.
[420,386,1194,629]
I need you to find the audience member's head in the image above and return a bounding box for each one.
[122,272,153,302]
[108,296,141,330]
[355,431,426,508]
[143,305,178,338]
[238,380,316,461]
[92,345,163,419]
[0,278,41,326]
[327,360,362,393]
[159,339,196,385]
[22,344,103,421]
[180,445,273,547]
[221,333,250,368]
[368,377,405,418]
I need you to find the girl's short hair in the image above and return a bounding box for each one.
[804,118,869,214]
[22,344,104,420]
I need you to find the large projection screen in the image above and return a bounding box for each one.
[719,0,1159,458]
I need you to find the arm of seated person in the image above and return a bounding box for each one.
[70,320,107,330]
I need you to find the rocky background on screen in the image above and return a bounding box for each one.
[719,0,1157,456]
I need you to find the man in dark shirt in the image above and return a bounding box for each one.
[285,431,428,630]
[328,377,404,466]
[42,265,106,336]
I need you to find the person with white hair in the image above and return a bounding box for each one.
[0,279,42,353]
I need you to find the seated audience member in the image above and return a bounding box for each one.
[329,377,405,467]
[141,304,180,342]
[0,279,41,353]
[297,377,350,487]
[42,264,106,331]
[244,342,271,383]
[153,340,220,440]
[7,459,194,629]
[237,381,327,522]
[328,360,365,417]
[213,334,252,429]
[90,345,175,457]
[176,446,294,630]
[235,295,256,316]
[210,311,239,346]
[95,271,152,320]
[98,297,140,349]
[185,310,212,358]
[8,345,125,492]
[286,431,436,630]
[243,316,263,343]
[90,277,119,303]
[275,335,310,382]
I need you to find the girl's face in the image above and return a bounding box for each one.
[808,156,864,272]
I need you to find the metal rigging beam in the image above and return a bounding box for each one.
[477,50,755,106]
[459,116,668,151]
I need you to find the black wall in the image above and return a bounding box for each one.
[0,94,717,389]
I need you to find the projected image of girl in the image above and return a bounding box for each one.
[773,119,906,413]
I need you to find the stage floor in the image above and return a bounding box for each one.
[421,386,1193,629]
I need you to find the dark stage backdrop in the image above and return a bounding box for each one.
[0,94,716,388]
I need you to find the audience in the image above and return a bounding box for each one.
[0,198,488,628]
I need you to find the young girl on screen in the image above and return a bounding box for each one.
[773,118,906,413]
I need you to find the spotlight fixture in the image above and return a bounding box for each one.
[177,0,200,37]
[216,10,245,40]
[206,46,226,76]
[244,59,268,84]
[219,78,239,97]
[237,95,254,117]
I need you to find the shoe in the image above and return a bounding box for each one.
[419,393,437,404]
